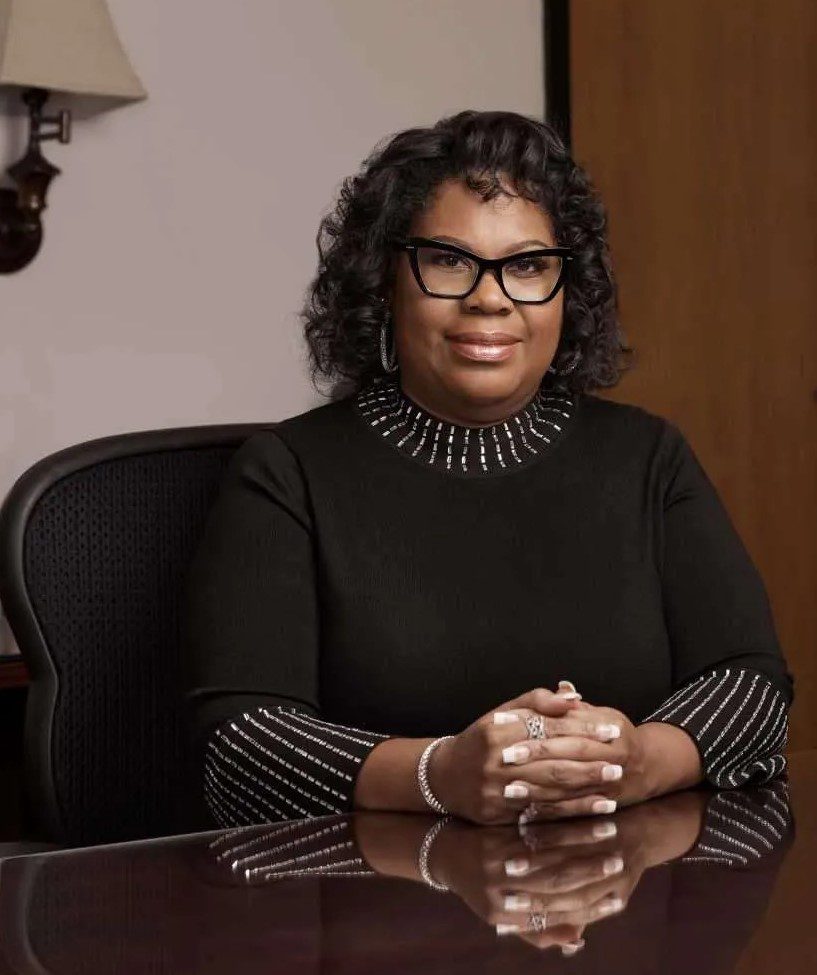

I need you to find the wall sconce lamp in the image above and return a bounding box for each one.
[0,0,147,273]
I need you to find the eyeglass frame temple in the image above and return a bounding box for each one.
[388,236,573,304]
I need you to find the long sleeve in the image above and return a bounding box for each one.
[180,430,393,828]
[637,423,795,788]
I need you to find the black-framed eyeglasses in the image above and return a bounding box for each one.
[389,236,573,304]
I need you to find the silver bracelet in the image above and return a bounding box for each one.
[418,815,452,891]
[417,735,454,814]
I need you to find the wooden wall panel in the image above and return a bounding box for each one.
[569,0,817,748]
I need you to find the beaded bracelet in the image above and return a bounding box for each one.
[417,735,454,814]
[418,815,453,891]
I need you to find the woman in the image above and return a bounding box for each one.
[181,110,794,831]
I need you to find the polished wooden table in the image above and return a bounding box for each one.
[1,751,815,974]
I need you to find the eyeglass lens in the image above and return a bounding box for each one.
[415,246,563,302]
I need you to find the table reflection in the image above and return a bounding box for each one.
[0,779,796,974]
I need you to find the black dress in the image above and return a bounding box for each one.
[180,375,795,827]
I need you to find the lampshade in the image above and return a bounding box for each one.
[0,0,146,101]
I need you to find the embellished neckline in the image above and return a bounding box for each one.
[354,375,577,477]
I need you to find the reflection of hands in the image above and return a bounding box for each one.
[208,779,792,959]
[421,788,709,954]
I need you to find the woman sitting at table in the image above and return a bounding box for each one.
[180,109,794,830]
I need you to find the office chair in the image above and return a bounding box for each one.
[0,423,273,846]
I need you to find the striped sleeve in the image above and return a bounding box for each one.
[680,776,792,867]
[638,667,790,788]
[208,813,377,882]
[204,704,393,827]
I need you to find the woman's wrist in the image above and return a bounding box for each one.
[353,736,442,812]
[636,722,704,799]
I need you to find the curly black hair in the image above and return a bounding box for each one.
[299,109,635,401]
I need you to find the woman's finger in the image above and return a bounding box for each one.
[516,795,618,823]
[502,735,626,771]
[496,882,626,934]
[545,890,627,927]
[497,687,581,715]
[497,852,624,897]
[492,709,621,743]
[501,752,623,797]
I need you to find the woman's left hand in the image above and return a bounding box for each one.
[507,696,654,824]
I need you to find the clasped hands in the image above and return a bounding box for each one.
[430,681,653,825]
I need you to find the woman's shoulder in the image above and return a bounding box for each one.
[229,394,356,470]
[578,390,681,443]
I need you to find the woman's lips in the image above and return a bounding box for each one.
[447,337,520,361]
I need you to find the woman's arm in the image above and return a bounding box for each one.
[181,430,398,827]
[638,423,794,788]
[638,667,789,787]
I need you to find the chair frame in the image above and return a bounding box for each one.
[0,422,272,842]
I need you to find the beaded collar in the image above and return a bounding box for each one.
[354,375,577,477]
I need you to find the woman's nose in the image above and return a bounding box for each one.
[465,268,513,311]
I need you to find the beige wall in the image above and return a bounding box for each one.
[0,0,544,651]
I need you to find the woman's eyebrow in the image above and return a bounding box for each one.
[429,235,554,255]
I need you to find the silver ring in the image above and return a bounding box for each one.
[525,714,547,739]
[528,911,548,932]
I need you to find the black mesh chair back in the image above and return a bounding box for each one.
[0,423,273,845]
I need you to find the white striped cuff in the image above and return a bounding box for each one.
[203,705,392,828]
[639,668,790,788]
[680,776,792,867]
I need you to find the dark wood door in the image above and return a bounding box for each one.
[569,0,817,748]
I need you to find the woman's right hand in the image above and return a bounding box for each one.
[428,687,624,826]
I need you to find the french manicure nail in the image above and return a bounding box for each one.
[493,711,520,724]
[561,692,582,700]
[496,923,522,935]
[599,896,624,914]
[504,782,529,799]
[603,855,624,876]
[502,745,530,764]
[601,764,623,781]
[504,857,530,876]
[503,893,532,911]
[561,939,585,955]
[558,680,577,692]
[592,821,617,839]
[597,724,621,740]
[592,799,617,814]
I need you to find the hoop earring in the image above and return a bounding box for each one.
[379,310,399,373]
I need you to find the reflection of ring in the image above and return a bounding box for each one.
[528,911,548,932]
[525,714,546,739]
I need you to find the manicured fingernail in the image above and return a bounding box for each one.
[592,821,617,839]
[599,896,624,914]
[504,782,529,799]
[496,923,522,935]
[561,692,582,700]
[558,680,577,692]
[603,855,624,876]
[504,857,530,876]
[503,893,532,911]
[502,745,530,764]
[597,724,621,740]
[493,711,520,724]
[592,799,617,814]
[561,939,585,955]
[601,764,623,781]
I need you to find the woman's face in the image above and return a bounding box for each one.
[387,176,564,425]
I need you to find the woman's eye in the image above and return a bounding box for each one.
[506,257,549,276]
[432,253,468,268]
